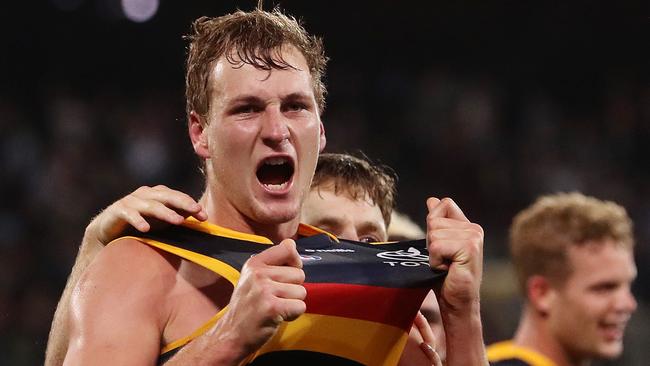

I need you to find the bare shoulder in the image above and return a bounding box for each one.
[65,237,179,365]
[76,237,179,300]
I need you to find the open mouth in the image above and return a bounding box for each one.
[599,320,627,340]
[256,156,295,191]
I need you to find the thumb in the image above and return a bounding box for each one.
[278,239,303,269]
[427,197,468,221]
[426,197,441,214]
[254,239,302,268]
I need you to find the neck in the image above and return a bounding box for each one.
[199,189,300,244]
[514,305,591,366]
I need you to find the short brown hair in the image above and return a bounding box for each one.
[509,192,634,293]
[185,8,328,123]
[311,153,398,227]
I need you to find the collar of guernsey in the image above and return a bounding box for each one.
[118,217,442,366]
[487,340,558,366]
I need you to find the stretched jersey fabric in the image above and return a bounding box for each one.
[487,341,557,366]
[120,218,444,365]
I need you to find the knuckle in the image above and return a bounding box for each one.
[250,267,266,281]
[426,216,439,228]
[468,230,482,242]
[297,285,307,300]
[297,269,305,283]
[135,185,151,193]
[470,223,484,236]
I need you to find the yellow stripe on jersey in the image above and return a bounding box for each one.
[487,340,557,366]
[249,313,408,366]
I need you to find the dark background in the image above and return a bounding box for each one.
[1,1,648,364]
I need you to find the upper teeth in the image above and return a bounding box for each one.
[266,157,287,165]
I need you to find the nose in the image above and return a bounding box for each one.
[615,287,637,314]
[339,224,358,242]
[261,107,290,147]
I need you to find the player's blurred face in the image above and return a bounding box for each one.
[301,184,387,242]
[547,240,637,361]
[198,46,325,233]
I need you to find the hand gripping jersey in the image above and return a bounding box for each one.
[122,219,445,365]
[487,341,558,366]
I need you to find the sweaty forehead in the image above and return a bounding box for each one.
[208,46,313,104]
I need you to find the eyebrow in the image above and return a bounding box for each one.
[226,92,313,106]
[283,92,313,102]
[226,95,265,107]
[311,216,344,230]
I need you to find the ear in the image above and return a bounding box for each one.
[318,121,327,152]
[188,111,210,159]
[526,275,556,315]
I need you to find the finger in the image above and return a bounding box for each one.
[428,238,479,270]
[136,185,205,219]
[253,239,302,268]
[427,227,484,241]
[123,197,186,225]
[426,197,441,213]
[118,207,151,232]
[414,311,435,347]
[427,217,482,232]
[427,197,468,222]
[277,298,306,322]
[272,282,307,301]
[265,266,305,284]
[419,342,442,366]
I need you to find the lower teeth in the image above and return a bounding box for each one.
[265,182,288,190]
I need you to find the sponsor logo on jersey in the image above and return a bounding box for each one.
[303,248,355,253]
[377,247,430,267]
[299,254,323,262]
[377,247,429,261]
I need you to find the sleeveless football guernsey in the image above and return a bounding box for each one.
[119,218,444,365]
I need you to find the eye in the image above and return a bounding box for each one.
[590,282,619,293]
[359,235,381,243]
[283,102,307,113]
[231,104,262,115]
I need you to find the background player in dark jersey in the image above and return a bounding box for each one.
[487,192,637,366]
[47,153,445,365]
[51,8,487,366]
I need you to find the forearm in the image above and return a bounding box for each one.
[440,300,489,366]
[164,325,253,366]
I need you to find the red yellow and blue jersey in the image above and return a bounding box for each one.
[119,218,444,365]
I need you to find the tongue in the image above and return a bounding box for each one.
[257,163,292,185]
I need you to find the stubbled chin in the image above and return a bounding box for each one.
[252,200,301,224]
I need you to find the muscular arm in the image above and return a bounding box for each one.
[45,186,206,365]
[64,237,305,366]
[64,238,171,365]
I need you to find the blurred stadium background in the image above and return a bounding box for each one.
[1,1,648,364]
